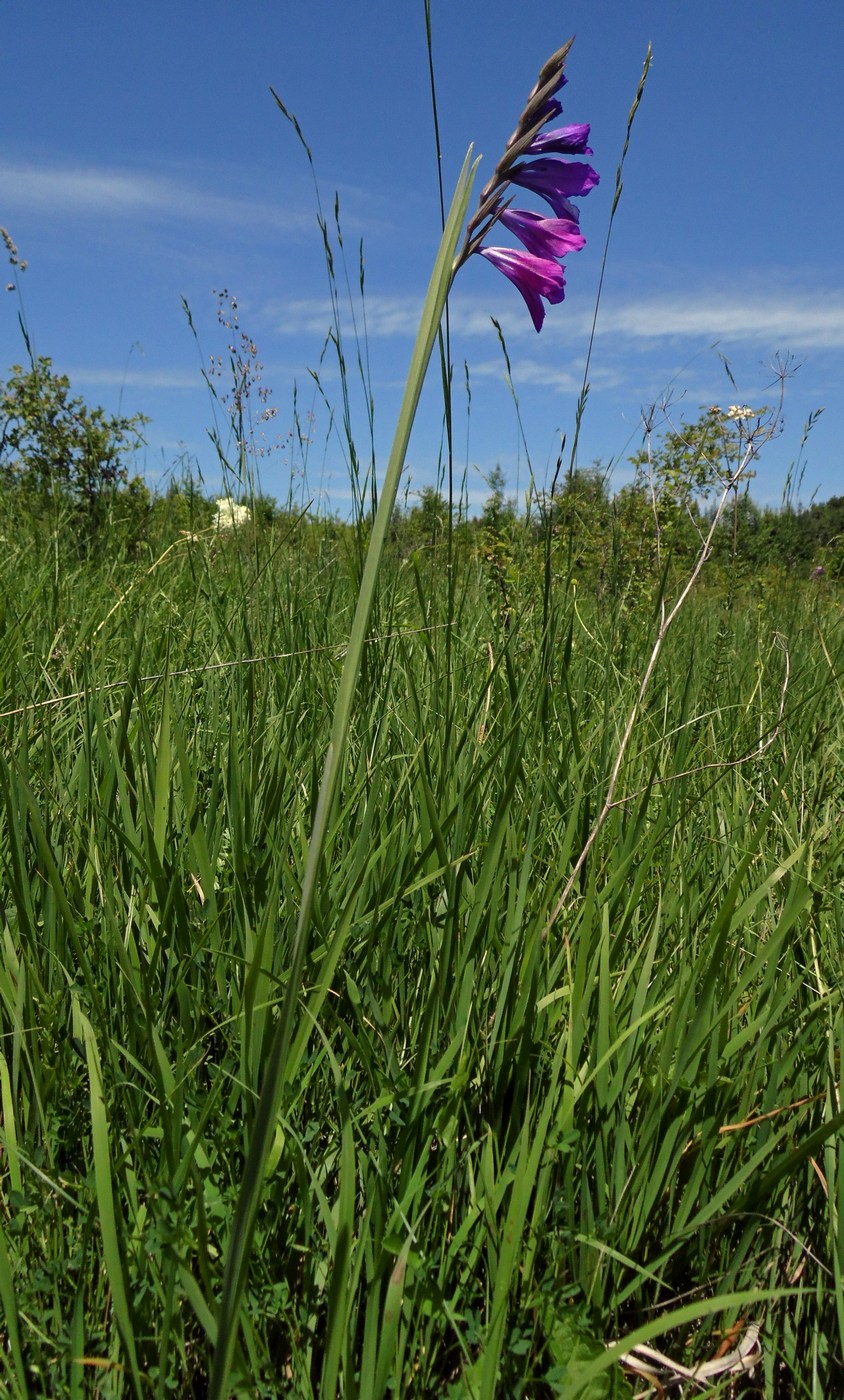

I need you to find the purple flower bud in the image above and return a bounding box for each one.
[534,71,568,103]
[509,158,600,218]
[525,122,592,156]
[533,97,563,125]
[477,246,566,332]
[499,208,586,259]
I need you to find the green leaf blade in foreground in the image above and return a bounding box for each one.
[77,1004,143,1398]
[208,146,479,1400]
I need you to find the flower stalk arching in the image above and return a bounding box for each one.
[211,40,595,1395]
[209,148,479,1400]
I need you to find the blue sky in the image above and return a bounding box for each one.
[3,1,843,514]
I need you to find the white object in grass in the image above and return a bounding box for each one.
[214,498,251,530]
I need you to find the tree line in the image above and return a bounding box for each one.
[1,357,840,580]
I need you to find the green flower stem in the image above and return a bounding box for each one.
[209,147,479,1400]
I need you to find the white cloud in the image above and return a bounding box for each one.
[265,292,530,341]
[267,287,844,353]
[69,366,201,390]
[266,293,423,339]
[586,293,844,351]
[469,357,625,393]
[1,160,315,233]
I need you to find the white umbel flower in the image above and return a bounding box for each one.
[214,498,251,530]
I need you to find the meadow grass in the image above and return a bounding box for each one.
[1,31,841,1395]
[0,502,842,1396]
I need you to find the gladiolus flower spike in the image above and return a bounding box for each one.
[455,38,598,332]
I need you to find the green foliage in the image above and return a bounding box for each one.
[0,354,842,1396]
[0,357,148,537]
[479,465,517,537]
[1,354,839,584]
[543,1309,633,1397]
[392,484,452,552]
[547,466,614,581]
[629,405,733,513]
[0,504,842,1395]
[478,467,519,630]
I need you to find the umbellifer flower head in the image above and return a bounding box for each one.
[455,39,598,332]
[215,498,252,530]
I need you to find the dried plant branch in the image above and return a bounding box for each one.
[718,1090,826,1134]
[0,622,454,722]
[476,640,495,744]
[544,371,789,937]
[603,633,789,810]
[616,1320,762,1389]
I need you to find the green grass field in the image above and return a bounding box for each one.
[0,512,842,1396]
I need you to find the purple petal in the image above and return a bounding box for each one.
[509,158,600,218]
[525,123,592,156]
[477,245,566,332]
[533,97,563,125]
[507,97,564,151]
[500,208,586,259]
[547,72,568,98]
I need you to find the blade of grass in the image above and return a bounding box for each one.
[0,1217,28,1397]
[76,1004,143,1398]
[208,145,479,1399]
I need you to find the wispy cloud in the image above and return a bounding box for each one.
[265,294,423,339]
[2,160,315,234]
[470,358,625,393]
[69,366,201,391]
[267,287,844,353]
[590,294,844,350]
[265,292,531,341]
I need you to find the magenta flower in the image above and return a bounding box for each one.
[456,40,597,332]
[525,122,592,156]
[499,208,586,259]
[477,247,565,332]
[508,158,600,219]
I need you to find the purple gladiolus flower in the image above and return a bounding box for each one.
[525,122,592,156]
[477,247,565,332]
[456,39,596,332]
[499,208,586,259]
[509,158,600,218]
